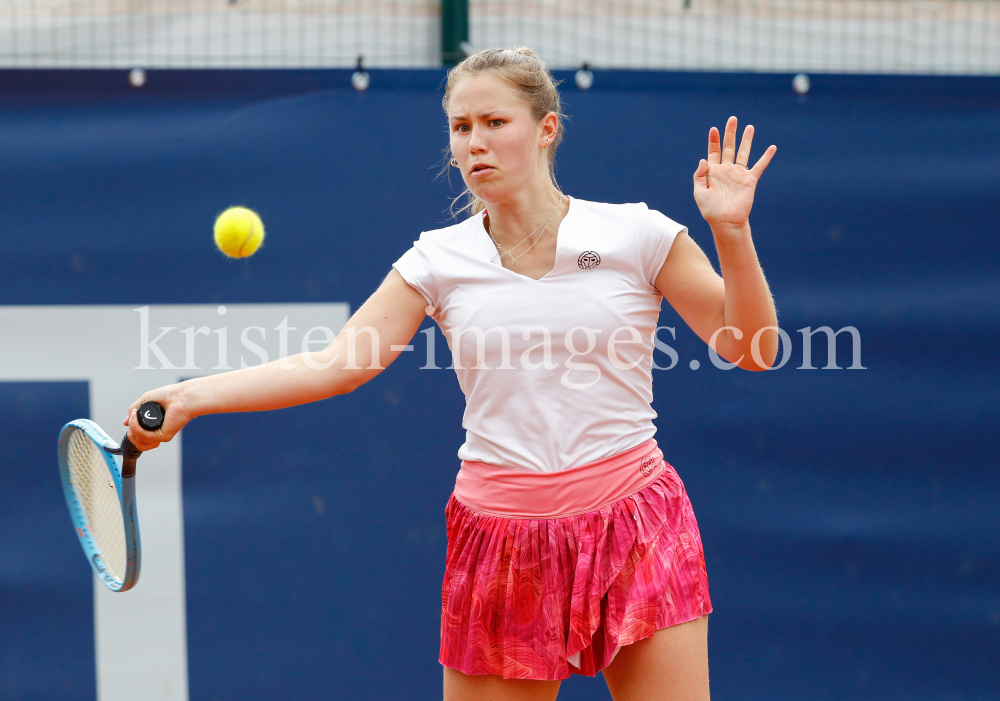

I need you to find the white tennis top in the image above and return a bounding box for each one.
[392,197,686,473]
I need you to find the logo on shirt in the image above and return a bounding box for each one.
[639,456,658,477]
[578,251,601,270]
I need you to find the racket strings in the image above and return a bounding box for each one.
[67,429,127,582]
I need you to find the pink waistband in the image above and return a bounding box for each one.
[453,439,667,519]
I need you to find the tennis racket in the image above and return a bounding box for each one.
[58,401,165,592]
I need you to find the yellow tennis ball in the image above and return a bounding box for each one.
[214,206,265,258]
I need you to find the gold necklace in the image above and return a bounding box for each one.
[487,196,563,267]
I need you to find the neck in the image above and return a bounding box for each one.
[483,183,565,249]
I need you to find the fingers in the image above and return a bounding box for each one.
[721,116,738,164]
[126,409,157,451]
[707,127,721,165]
[127,407,169,451]
[692,159,709,191]
[735,124,754,167]
[122,388,173,447]
[750,144,778,179]
[123,393,147,425]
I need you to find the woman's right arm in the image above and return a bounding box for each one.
[123,269,428,450]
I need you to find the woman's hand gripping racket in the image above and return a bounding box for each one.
[58,401,165,592]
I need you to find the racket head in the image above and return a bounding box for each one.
[58,419,141,592]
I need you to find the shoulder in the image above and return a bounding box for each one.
[569,198,670,229]
[412,213,483,252]
[569,199,683,243]
[394,214,484,305]
[569,197,645,220]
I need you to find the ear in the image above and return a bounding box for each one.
[539,111,559,149]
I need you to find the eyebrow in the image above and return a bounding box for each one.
[449,109,510,121]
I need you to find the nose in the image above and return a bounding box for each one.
[467,123,488,155]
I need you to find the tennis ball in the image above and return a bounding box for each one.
[214,206,265,258]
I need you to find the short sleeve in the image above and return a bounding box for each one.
[634,203,687,287]
[392,236,440,310]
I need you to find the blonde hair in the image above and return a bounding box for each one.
[443,46,565,216]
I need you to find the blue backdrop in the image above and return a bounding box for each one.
[1,68,998,700]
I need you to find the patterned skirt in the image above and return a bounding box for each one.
[439,442,712,681]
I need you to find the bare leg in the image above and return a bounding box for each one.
[443,667,562,701]
[601,615,710,701]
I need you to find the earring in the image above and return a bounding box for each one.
[450,157,458,167]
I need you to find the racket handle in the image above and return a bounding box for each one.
[121,402,166,478]
[137,401,165,432]
[120,435,142,478]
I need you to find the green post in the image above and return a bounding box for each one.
[441,0,469,66]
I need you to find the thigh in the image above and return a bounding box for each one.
[600,615,710,701]
[443,666,562,701]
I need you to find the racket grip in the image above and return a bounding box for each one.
[120,435,142,478]
[121,402,165,478]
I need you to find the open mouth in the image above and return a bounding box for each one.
[470,163,494,175]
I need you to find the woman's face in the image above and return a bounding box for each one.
[447,72,554,205]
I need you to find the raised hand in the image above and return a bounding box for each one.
[692,116,776,231]
[122,384,191,451]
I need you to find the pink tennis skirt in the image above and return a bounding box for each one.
[439,439,712,681]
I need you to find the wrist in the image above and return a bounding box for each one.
[709,220,751,237]
[173,381,200,421]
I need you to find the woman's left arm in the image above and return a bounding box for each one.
[654,116,779,371]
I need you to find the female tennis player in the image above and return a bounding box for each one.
[125,47,777,701]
